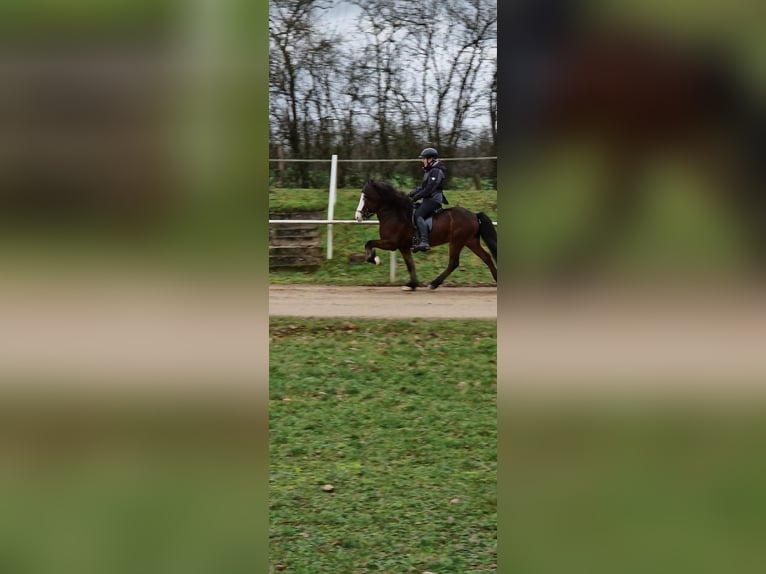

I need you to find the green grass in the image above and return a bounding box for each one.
[269,188,498,287]
[269,318,497,573]
[269,189,329,214]
[0,187,262,278]
[0,0,178,37]
[0,455,261,574]
[504,404,766,573]
[505,148,750,280]
[0,402,265,574]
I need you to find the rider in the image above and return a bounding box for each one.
[408,147,448,252]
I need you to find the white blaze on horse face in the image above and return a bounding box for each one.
[355,193,366,223]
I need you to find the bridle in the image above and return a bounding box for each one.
[358,204,374,220]
[356,190,376,221]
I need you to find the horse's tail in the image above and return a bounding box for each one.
[705,54,765,185]
[740,98,766,187]
[476,212,497,262]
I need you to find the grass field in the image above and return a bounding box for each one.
[503,148,750,280]
[0,401,265,574]
[503,404,766,573]
[269,318,497,573]
[269,188,498,287]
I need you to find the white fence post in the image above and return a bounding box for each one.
[326,154,338,259]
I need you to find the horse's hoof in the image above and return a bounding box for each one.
[428,283,438,290]
[401,285,414,292]
[374,255,381,265]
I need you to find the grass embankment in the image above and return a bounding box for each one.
[270,318,497,573]
[269,188,497,287]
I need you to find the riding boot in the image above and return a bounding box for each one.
[414,217,430,252]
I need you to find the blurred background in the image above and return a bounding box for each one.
[5,0,765,570]
[0,1,267,572]
[501,0,765,282]
[499,1,766,572]
[0,0,262,271]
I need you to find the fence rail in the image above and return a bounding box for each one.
[269,156,497,163]
[268,219,376,224]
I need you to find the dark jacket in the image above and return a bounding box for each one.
[411,160,448,204]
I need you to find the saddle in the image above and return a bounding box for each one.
[411,205,445,249]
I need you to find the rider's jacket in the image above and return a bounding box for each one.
[411,160,448,204]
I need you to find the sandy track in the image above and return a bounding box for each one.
[0,281,494,386]
[269,285,497,319]
[0,278,265,387]
[11,277,764,394]
[269,283,766,393]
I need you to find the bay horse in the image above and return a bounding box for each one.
[355,180,497,291]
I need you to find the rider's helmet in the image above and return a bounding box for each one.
[418,147,438,159]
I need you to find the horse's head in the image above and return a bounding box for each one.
[355,179,411,223]
[355,180,379,222]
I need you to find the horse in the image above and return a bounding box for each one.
[354,179,497,291]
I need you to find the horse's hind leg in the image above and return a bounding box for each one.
[428,244,463,290]
[466,237,497,282]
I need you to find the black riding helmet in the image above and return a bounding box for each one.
[418,147,438,159]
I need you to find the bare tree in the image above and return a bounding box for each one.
[346,0,414,174]
[269,0,335,185]
[488,64,497,148]
[268,0,497,186]
[399,0,496,154]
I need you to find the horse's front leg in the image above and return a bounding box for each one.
[364,239,401,265]
[399,248,419,291]
[364,239,381,265]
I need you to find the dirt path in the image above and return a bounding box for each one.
[0,280,494,386]
[504,283,766,392]
[0,278,264,387]
[270,283,766,393]
[8,276,764,393]
[269,285,497,319]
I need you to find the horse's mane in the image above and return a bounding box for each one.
[364,180,412,212]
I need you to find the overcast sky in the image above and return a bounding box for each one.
[322,2,362,33]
